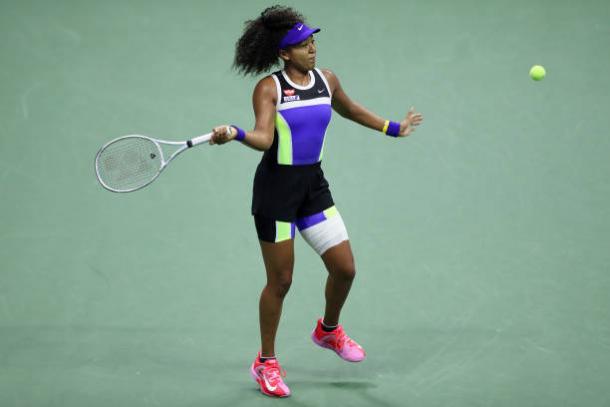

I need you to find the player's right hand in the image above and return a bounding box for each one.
[210,125,236,145]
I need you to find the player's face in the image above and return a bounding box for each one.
[283,36,317,71]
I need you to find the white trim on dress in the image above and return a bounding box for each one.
[281,70,315,90]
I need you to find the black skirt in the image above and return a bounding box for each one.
[251,160,334,222]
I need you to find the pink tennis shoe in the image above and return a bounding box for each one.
[311,318,366,362]
[250,352,291,398]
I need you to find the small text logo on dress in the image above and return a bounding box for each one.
[283,95,301,102]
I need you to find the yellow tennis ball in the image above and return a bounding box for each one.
[530,65,546,81]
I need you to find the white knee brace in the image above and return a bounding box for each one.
[297,206,349,255]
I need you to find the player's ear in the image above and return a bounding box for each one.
[278,48,290,62]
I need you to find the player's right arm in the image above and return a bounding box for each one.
[210,76,276,150]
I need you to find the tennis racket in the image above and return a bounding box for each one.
[94,130,217,193]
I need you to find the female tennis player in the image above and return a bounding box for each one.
[210,6,423,398]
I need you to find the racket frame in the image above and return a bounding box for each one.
[95,132,212,193]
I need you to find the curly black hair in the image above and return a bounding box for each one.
[233,5,306,76]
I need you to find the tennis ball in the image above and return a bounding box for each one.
[529,65,546,81]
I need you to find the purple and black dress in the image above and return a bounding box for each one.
[252,68,339,243]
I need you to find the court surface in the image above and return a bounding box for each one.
[1,1,609,406]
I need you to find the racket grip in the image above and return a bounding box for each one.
[187,132,213,148]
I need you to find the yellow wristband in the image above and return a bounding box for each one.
[382,120,390,134]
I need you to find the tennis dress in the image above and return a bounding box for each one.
[252,68,336,241]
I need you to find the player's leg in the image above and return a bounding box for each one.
[296,206,353,324]
[251,216,295,397]
[320,240,355,326]
[259,239,294,357]
[297,169,354,325]
[297,207,366,362]
[254,216,296,357]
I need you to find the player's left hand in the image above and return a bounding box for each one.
[398,107,423,137]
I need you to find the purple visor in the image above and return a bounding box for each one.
[279,22,320,49]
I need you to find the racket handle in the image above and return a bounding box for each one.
[187,132,213,148]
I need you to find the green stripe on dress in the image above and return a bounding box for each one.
[275,112,293,165]
[318,133,326,162]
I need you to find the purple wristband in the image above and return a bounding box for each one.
[231,125,246,141]
[386,121,401,137]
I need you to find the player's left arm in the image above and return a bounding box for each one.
[321,69,423,137]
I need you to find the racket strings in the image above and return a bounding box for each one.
[96,137,162,191]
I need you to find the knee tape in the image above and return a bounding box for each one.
[297,206,349,255]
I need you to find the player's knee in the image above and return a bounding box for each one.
[270,272,293,297]
[334,261,356,282]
